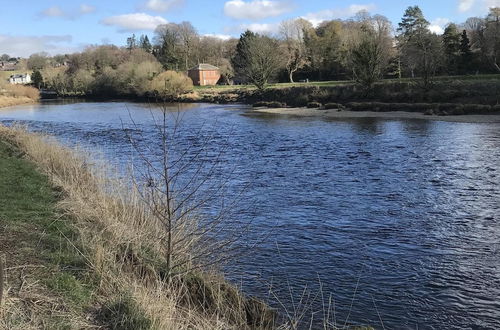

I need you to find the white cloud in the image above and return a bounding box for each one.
[39,4,96,19]
[225,22,280,35]
[457,0,500,13]
[79,4,96,14]
[302,4,377,26]
[458,0,475,12]
[142,0,184,12]
[40,6,66,18]
[429,18,450,35]
[484,0,500,8]
[203,34,233,40]
[429,25,444,34]
[0,34,78,57]
[224,0,292,20]
[100,13,167,32]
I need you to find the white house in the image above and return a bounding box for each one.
[9,73,31,85]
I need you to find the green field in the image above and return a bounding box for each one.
[194,73,500,91]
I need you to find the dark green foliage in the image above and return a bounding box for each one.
[397,6,429,39]
[459,30,473,74]
[97,295,152,330]
[443,24,461,74]
[31,70,43,89]
[139,35,152,53]
[154,24,182,70]
[232,30,282,89]
[351,26,384,91]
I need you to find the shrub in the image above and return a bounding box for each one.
[493,104,500,113]
[150,71,193,99]
[307,102,322,108]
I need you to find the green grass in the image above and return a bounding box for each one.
[193,73,500,91]
[0,136,155,329]
[0,137,95,325]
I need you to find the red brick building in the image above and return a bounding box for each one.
[188,64,221,86]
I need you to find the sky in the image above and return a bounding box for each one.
[0,0,499,57]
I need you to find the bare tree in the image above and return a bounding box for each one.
[279,19,311,83]
[124,106,253,278]
[484,7,500,72]
[177,22,199,71]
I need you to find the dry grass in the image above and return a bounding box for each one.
[0,96,36,108]
[0,125,274,329]
[0,81,39,109]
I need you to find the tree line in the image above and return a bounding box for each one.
[15,5,500,95]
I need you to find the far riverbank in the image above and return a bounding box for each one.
[250,106,500,123]
[0,96,37,109]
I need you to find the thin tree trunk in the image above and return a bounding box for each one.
[493,60,500,73]
[0,256,4,308]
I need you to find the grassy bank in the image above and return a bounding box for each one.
[0,83,39,109]
[0,125,274,329]
[182,76,500,113]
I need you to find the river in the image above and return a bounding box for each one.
[1,100,499,329]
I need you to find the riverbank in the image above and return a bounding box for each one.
[251,107,500,123]
[0,125,275,329]
[0,96,37,109]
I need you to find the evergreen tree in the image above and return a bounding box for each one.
[126,34,137,51]
[397,6,441,87]
[139,35,153,53]
[397,5,429,41]
[231,30,282,89]
[31,70,43,89]
[442,23,461,74]
[350,26,384,92]
[459,30,473,74]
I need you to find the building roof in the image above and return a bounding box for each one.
[189,63,220,71]
[10,74,29,78]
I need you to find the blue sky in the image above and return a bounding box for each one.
[0,0,498,57]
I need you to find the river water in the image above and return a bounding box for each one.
[1,101,499,329]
